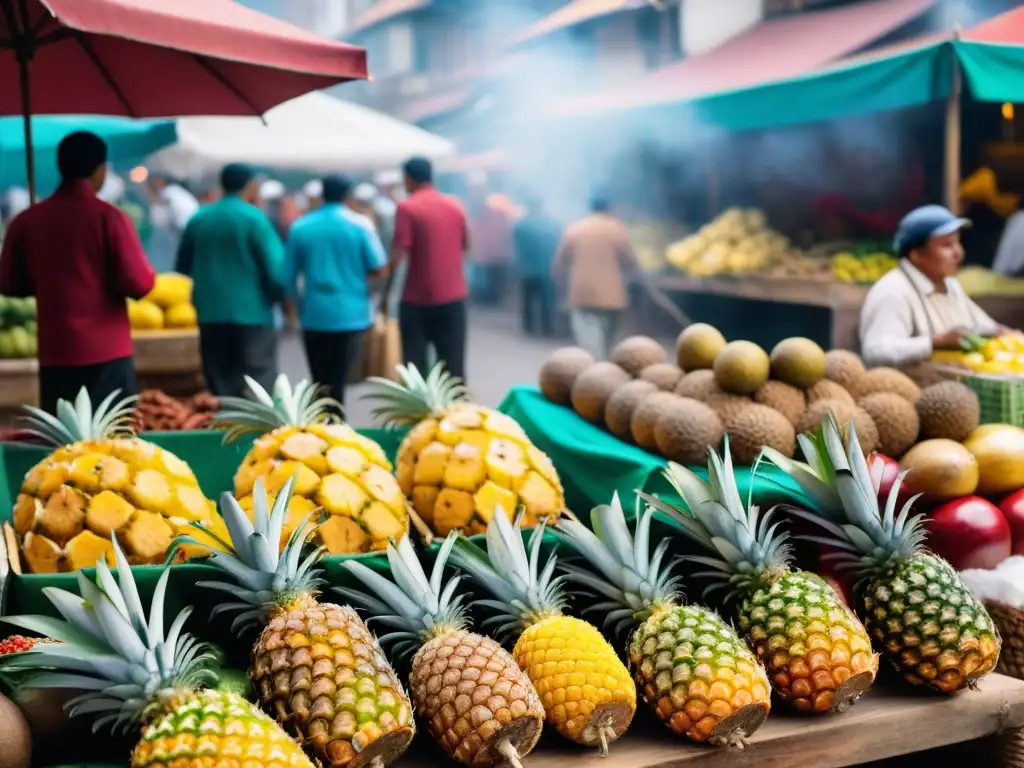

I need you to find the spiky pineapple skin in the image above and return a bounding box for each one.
[629,604,771,743]
[132,688,314,768]
[860,553,1001,693]
[251,598,414,767]
[15,437,223,573]
[396,404,564,536]
[739,570,878,713]
[514,615,636,745]
[234,423,408,555]
[410,630,545,766]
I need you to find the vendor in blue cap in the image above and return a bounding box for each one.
[859,204,1010,368]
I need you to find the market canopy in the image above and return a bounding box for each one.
[551,0,936,117]
[0,115,175,193]
[345,0,429,36]
[147,92,456,177]
[513,0,646,46]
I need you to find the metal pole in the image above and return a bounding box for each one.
[943,31,962,214]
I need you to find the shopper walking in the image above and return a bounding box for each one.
[553,197,639,359]
[286,175,387,409]
[176,163,285,397]
[513,195,561,337]
[145,173,199,273]
[390,156,471,380]
[0,131,155,413]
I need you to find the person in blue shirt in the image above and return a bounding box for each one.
[286,174,387,409]
[513,194,562,337]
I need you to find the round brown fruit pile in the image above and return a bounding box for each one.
[538,327,988,470]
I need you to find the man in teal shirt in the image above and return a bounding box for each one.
[175,163,285,397]
[286,174,387,408]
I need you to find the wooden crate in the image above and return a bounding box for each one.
[132,329,201,375]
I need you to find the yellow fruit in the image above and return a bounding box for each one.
[127,299,164,331]
[216,375,409,553]
[367,365,564,537]
[963,424,1024,495]
[16,390,221,572]
[143,272,192,309]
[164,303,197,328]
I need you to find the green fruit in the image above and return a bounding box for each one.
[10,327,30,358]
[24,321,36,335]
[0,330,15,359]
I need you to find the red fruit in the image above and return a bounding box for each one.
[998,488,1024,556]
[927,495,1011,570]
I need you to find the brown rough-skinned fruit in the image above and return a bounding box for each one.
[727,404,796,464]
[705,390,753,430]
[0,694,31,768]
[539,347,596,405]
[797,400,879,456]
[610,336,668,376]
[858,392,920,458]
[753,380,806,425]
[570,362,631,423]
[654,398,724,465]
[859,367,921,405]
[605,380,658,440]
[806,379,854,406]
[824,350,865,397]
[631,391,682,450]
[900,361,946,389]
[639,363,684,392]
[675,369,717,401]
[916,381,980,442]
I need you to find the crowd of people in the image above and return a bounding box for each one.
[0,129,689,416]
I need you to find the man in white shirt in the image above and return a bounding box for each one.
[859,205,1007,368]
[146,174,199,273]
[993,207,1024,277]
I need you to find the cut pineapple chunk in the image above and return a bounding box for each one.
[250,434,283,462]
[317,515,369,554]
[473,481,518,525]
[235,458,274,497]
[411,487,440,526]
[485,440,528,489]
[279,432,328,475]
[128,469,173,512]
[413,442,451,486]
[37,464,70,498]
[403,420,438,456]
[156,449,198,483]
[22,533,61,574]
[317,475,368,517]
[433,488,475,535]
[12,494,41,535]
[362,501,407,541]
[69,454,130,493]
[325,446,366,476]
[443,443,487,492]
[361,465,405,508]
[171,484,211,522]
[40,486,87,545]
[518,471,561,523]
[123,511,175,563]
[65,530,116,570]
[268,461,320,496]
[87,491,136,538]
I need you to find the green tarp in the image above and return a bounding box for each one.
[655,39,1024,134]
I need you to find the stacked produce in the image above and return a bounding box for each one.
[11,387,228,572]
[957,265,1024,298]
[932,331,1024,375]
[0,295,37,359]
[830,249,898,284]
[128,272,197,331]
[134,390,219,431]
[666,208,805,277]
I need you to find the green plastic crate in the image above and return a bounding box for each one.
[949,370,1024,427]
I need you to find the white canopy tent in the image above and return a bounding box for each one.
[148,91,455,179]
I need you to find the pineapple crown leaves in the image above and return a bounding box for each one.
[448,506,569,643]
[21,387,137,446]
[336,533,471,659]
[0,536,217,735]
[638,438,795,602]
[763,412,926,577]
[175,475,327,634]
[553,492,683,637]
[362,362,471,428]
[213,374,341,442]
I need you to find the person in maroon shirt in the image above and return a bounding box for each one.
[390,157,471,380]
[0,131,155,414]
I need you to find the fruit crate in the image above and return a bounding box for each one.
[938,367,1024,427]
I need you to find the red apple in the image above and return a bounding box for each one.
[926,496,1011,570]
[999,488,1024,556]
[869,452,901,501]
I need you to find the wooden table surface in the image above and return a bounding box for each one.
[400,674,1024,768]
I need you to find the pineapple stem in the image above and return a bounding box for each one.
[496,738,524,768]
[405,502,435,546]
[598,722,615,757]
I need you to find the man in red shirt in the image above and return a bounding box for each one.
[390,157,471,380]
[0,131,155,413]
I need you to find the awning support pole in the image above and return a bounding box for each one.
[943,33,962,214]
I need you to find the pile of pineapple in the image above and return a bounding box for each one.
[128,272,197,331]
[933,330,1024,376]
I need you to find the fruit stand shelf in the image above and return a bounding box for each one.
[131,329,201,375]
[0,358,37,411]
[403,674,1024,768]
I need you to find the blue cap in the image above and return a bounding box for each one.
[893,205,971,254]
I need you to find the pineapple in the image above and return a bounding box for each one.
[764,413,1001,693]
[0,536,314,768]
[641,440,879,714]
[364,363,564,536]
[214,375,412,554]
[555,494,772,745]
[336,534,545,767]
[449,509,637,753]
[180,476,415,767]
[14,387,226,572]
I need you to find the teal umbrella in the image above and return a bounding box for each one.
[0,115,175,197]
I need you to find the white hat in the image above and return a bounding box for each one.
[302,179,323,199]
[259,179,286,200]
[374,169,401,187]
[353,183,378,204]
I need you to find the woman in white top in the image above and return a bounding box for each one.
[859,205,1008,368]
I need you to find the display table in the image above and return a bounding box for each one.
[398,674,1024,768]
[0,358,38,423]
